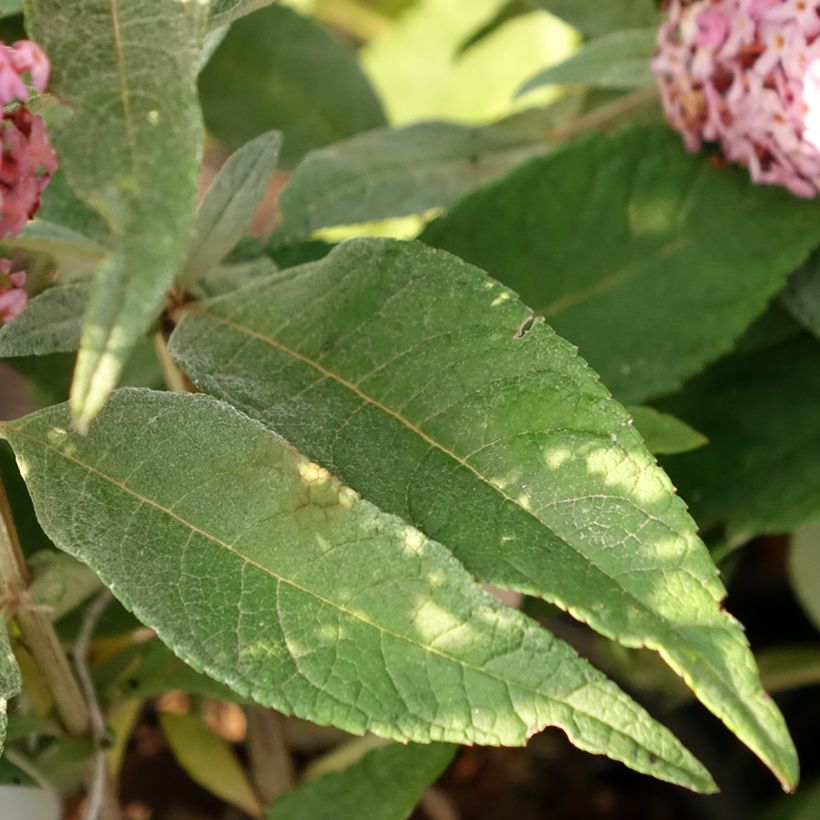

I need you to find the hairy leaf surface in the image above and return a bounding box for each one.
[171,238,797,788]
[25,0,206,428]
[266,742,455,820]
[178,131,282,289]
[421,127,820,402]
[2,389,715,791]
[276,121,550,240]
[0,284,89,356]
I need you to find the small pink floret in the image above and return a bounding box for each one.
[11,40,50,93]
[0,264,26,323]
[652,0,820,197]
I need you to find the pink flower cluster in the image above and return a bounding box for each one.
[652,0,820,197]
[0,40,57,323]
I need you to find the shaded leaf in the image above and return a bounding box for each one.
[194,258,279,301]
[421,126,820,402]
[626,406,707,456]
[178,131,282,290]
[517,29,655,94]
[789,523,820,631]
[200,4,386,168]
[533,0,660,37]
[3,388,715,791]
[660,336,820,541]
[25,0,207,429]
[159,711,262,816]
[267,742,455,820]
[782,251,820,340]
[275,121,549,241]
[0,285,89,357]
[170,237,795,789]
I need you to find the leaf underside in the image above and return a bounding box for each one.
[170,237,797,789]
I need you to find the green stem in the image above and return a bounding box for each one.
[0,474,90,737]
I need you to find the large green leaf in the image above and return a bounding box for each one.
[275,121,550,241]
[516,29,655,94]
[1,389,715,791]
[421,126,820,402]
[661,336,820,542]
[25,0,207,429]
[267,742,455,820]
[0,284,89,357]
[169,238,796,789]
[199,4,386,168]
[0,619,21,756]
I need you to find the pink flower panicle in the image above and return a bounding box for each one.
[0,39,56,324]
[652,0,820,197]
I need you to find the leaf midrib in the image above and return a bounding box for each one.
[108,0,140,189]
[3,421,696,771]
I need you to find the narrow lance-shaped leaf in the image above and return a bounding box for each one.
[516,29,656,95]
[159,711,262,816]
[178,130,282,290]
[421,126,820,402]
[1,389,715,792]
[266,742,456,820]
[626,405,707,456]
[170,237,798,789]
[274,121,550,242]
[25,0,207,429]
[0,619,22,756]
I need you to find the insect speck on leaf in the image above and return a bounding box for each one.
[514,314,536,340]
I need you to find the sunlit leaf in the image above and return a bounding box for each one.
[422,126,820,402]
[25,0,207,429]
[170,237,796,789]
[2,389,717,791]
[626,406,707,456]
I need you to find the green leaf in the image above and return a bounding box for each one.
[25,0,207,430]
[517,29,655,94]
[0,619,22,756]
[199,4,387,168]
[97,639,241,703]
[782,252,820,341]
[159,711,262,816]
[194,258,279,301]
[626,406,707,456]
[209,0,277,28]
[2,389,716,792]
[267,742,455,820]
[660,336,820,541]
[361,0,578,125]
[0,284,89,357]
[421,126,820,402]
[533,0,660,37]
[27,551,101,622]
[275,121,549,241]
[169,238,796,790]
[0,1,22,20]
[789,523,820,631]
[178,131,282,290]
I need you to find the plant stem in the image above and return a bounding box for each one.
[0,474,90,737]
[153,332,192,393]
[245,706,294,805]
[547,86,660,143]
